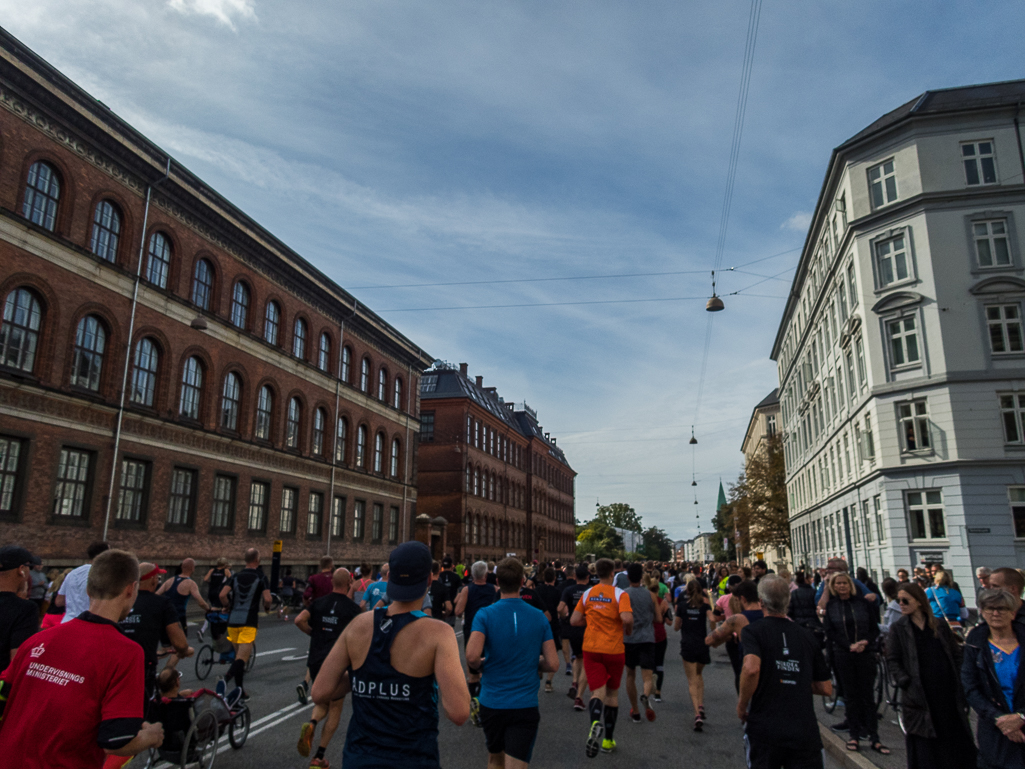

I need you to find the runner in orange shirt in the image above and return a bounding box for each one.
[571,558,634,757]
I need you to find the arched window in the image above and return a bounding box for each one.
[390,438,400,477]
[377,369,387,400]
[466,464,472,492]
[335,417,348,463]
[318,333,330,372]
[360,358,370,392]
[230,282,249,329]
[22,161,60,231]
[356,425,367,467]
[312,408,326,455]
[341,346,352,383]
[220,372,241,430]
[373,432,384,473]
[474,466,480,496]
[293,318,307,359]
[191,259,213,311]
[129,338,159,407]
[255,385,273,439]
[179,356,203,420]
[393,377,403,409]
[263,301,280,345]
[0,288,42,373]
[89,200,121,263]
[473,514,480,545]
[285,397,302,448]
[70,315,106,391]
[465,515,471,546]
[145,232,172,289]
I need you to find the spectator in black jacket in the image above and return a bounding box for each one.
[887,582,975,769]
[822,572,886,754]
[963,588,1025,769]
[787,572,821,639]
[856,568,882,620]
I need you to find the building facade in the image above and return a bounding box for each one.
[740,388,790,571]
[0,30,432,571]
[772,80,1025,604]
[416,363,576,564]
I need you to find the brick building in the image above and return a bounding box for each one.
[0,29,432,571]
[416,363,576,564]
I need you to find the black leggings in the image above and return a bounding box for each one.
[653,639,668,691]
[726,638,742,692]
[833,648,877,741]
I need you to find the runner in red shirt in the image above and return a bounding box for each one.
[297,556,335,704]
[0,550,164,768]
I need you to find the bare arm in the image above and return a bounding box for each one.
[262,589,272,611]
[621,610,634,637]
[155,580,171,596]
[454,587,468,617]
[203,569,213,584]
[737,654,760,721]
[188,580,210,612]
[219,584,231,605]
[295,609,312,636]
[539,638,559,673]
[811,678,833,696]
[465,630,485,669]
[54,594,65,608]
[435,626,471,725]
[706,615,744,647]
[557,600,569,619]
[166,622,194,658]
[570,609,585,627]
[312,624,352,707]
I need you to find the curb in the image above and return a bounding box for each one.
[819,724,882,769]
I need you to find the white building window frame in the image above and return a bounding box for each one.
[867,158,898,210]
[999,393,1025,446]
[897,398,932,454]
[961,140,998,187]
[1009,487,1025,539]
[870,228,916,291]
[967,213,1017,272]
[985,302,1025,357]
[883,309,923,373]
[905,489,946,541]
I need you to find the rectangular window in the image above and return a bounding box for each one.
[875,235,909,287]
[210,475,235,531]
[987,305,1024,354]
[353,500,365,541]
[1010,488,1025,538]
[847,263,858,309]
[1000,394,1025,443]
[898,400,930,452]
[853,507,861,546]
[862,499,872,545]
[0,436,24,517]
[53,448,91,519]
[888,315,921,366]
[474,420,480,448]
[167,468,196,527]
[842,433,852,478]
[974,220,1011,267]
[845,351,857,401]
[372,503,383,543]
[420,374,437,393]
[466,415,472,444]
[766,414,776,436]
[962,141,997,186]
[861,414,876,460]
[855,336,867,389]
[868,159,898,208]
[116,458,149,523]
[907,490,945,540]
[874,495,886,542]
[420,412,435,442]
[389,506,399,544]
[307,491,323,538]
[280,487,297,533]
[332,495,346,539]
[247,481,268,532]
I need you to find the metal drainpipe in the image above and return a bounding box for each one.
[401,361,413,542]
[101,158,171,541]
[326,301,357,558]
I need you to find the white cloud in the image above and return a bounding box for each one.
[780,211,812,232]
[167,0,255,29]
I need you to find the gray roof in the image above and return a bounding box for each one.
[754,388,779,410]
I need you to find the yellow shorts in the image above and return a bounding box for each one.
[227,626,258,645]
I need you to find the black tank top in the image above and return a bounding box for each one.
[738,608,764,656]
[168,576,190,620]
[464,583,496,634]
[208,568,227,605]
[344,609,439,768]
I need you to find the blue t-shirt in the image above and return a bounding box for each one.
[363,580,391,609]
[991,642,1020,711]
[472,598,553,710]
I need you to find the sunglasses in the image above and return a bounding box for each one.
[982,607,1011,614]
[897,598,914,605]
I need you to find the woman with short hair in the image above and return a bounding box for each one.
[886,582,975,768]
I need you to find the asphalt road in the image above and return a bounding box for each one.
[159,615,843,769]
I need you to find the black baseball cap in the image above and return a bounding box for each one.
[0,545,33,571]
[442,556,453,567]
[387,541,433,602]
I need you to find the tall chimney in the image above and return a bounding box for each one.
[475,376,483,387]
[459,363,468,377]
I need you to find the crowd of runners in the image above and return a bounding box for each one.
[3,542,1025,769]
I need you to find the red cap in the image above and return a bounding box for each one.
[140,564,167,581]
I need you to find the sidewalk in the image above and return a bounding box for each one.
[815,694,905,769]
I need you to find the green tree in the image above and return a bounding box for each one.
[594,502,643,532]
[641,526,673,561]
[575,520,625,560]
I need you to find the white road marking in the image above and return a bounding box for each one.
[256,647,296,657]
[280,654,309,661]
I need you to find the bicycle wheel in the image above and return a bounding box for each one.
[874,655,886,712]
[194,644,215,680]
[822,666,840,713]
[246,642,256,673]
[229,706,251,749]
[267,593,282,614]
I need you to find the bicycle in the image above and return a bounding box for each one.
[194,611,257,681]
[875,649,906,734]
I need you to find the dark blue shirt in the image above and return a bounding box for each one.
[472,598,552,709]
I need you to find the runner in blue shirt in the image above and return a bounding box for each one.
[466,558,559,768]
[362,564,391,610]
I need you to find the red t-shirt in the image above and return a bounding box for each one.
[0,615,144,768]
[304,572,333,603]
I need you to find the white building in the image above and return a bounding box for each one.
[678,533,714,563]
[771,80,1025,605]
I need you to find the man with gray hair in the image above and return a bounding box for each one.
[454,560,499,725]
[738,575,832,769]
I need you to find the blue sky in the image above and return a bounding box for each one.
[5,1,1023,540]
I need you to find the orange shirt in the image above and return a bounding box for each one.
[575,584,633,655]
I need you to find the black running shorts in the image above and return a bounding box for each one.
[624,642,656,670]
[480,705,541,763]
[744,735,823,769]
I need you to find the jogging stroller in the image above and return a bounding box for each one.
[140,688,250,769]
[194,611,255,680]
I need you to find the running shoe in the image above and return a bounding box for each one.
[573,697,586,711]
[215,679,226,698]
[600,738,617,753]
[698,705,705,721]
[565,662,572,676]
[297,722,315,757]
[640,694,655,722]
[297,682,309,705]
[469,697,482,728]
[196,628,205,643]
[694,715,703,732]
[309,758,329,768]
[652,692,662,703]
[629,709,641,723]
[544,681,553,693]
[585,721,604,758]
[567,684,577,699]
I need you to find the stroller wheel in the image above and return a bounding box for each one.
[195,644,215,680]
